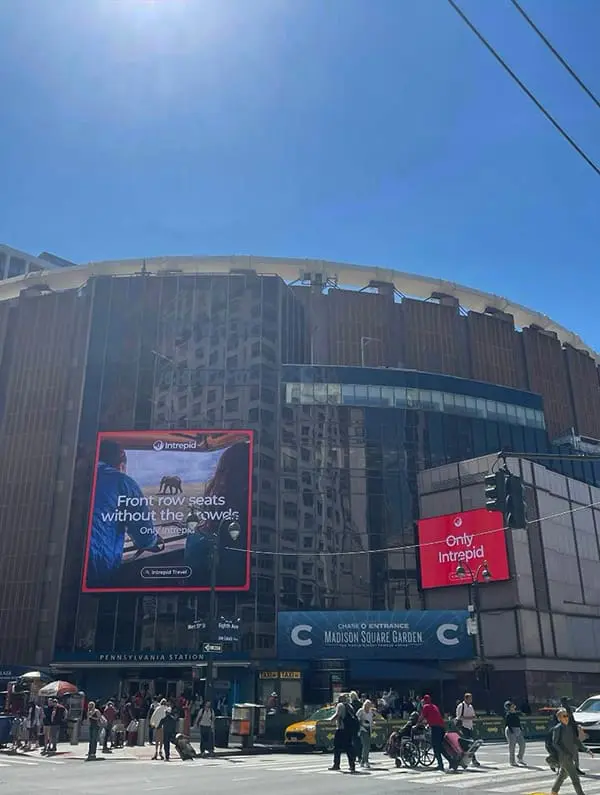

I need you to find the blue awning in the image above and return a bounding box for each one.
[349,660,455,681]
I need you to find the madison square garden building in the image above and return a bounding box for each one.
[1,255,600,709]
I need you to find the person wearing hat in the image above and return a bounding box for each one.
[504,701,526,766]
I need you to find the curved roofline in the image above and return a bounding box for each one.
[2,254,597,362]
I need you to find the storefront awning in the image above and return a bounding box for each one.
[349,660,455,681]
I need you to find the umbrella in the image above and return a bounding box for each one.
[18,671,51,681]
[38,680,78,698]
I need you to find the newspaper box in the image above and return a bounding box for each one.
[230,704,266,747]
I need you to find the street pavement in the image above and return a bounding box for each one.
[2,741,600,794]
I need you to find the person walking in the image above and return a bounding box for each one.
[549,707,594,795]
[560,697,585,775]
[86,701,103,761]
[456,692,480,766]
[420,694,448,772]
[356,699,374,768]
[349,691,363,761]
[159,707,177,762]
[48,699,67,754]
[150,698,168,760]
[328,694,357,773]
[24,701,42,751]
[102,701,117,753]
[195,701,216,757]
[504,701,526,766]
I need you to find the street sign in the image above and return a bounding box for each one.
[202,642,223,653]
[187,621,207,631]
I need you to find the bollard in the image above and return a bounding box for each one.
[137,718,146,746]
[70,721,80,745]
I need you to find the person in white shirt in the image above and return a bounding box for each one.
[456,692,480,767]
[150,699,168,760]
[356,700,374,768]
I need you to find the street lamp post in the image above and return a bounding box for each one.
[455,560,492,696]
[187,511,241,705]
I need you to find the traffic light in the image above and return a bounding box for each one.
[484,471,507,514]
[505,473,526,529]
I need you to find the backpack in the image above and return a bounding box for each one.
[343,704,359,734]
[545,727,558,760]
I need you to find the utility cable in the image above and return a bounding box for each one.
[224,497,600,558]
[446,0,600,178]
[509,0,600,111]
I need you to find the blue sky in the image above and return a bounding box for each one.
[126,448,221,488]
[1,0,599,349]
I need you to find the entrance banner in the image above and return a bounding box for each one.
[277,610,472,660]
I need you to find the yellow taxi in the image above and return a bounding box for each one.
[284,705,388,752]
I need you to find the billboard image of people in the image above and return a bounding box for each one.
[81,429,253,592]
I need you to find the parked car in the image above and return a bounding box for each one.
[574,695,600,743]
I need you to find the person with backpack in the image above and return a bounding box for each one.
[548,707,594,795]
[455,693,480,766]
[328,694,357,773]
[504,700,526,766]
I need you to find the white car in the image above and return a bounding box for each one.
[574,695,600,743]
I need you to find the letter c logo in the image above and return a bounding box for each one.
[437,623,459,646]
[291,624,313,647]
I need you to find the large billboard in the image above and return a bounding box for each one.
[418,508,509,589]
[81,429,253,593]
[277,610,473,660]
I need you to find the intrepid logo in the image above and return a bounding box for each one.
[153,440,197,451]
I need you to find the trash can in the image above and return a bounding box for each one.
[214,716,230,748]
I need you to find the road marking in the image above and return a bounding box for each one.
[232,777,255,782]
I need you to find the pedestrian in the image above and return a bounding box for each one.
[504,701,526,766]
[560,697,586,775]
[24,701,43,752]
[356,699,374,768]
[328,694,357,774]
[195,700,215,757]
[349,691,363,760]
[420,694,448,772]
[86,701,103,761]
[102,700,117,753]
[159,707,178,762]
[549,707,594,795]
[456,692,480,766]
[150,698,168,760]
[41,700,53,755]
[148,696,159,745]
[49,699,67,754]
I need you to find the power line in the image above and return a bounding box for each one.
[509,0,600,111]
[446,0,600,178]
[225,497,600,558]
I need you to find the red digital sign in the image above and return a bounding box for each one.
[418,508,510,589]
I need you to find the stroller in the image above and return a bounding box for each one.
[443,731,483,770]
[174,733,197,761]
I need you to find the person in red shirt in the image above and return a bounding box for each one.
[102,701,117,753]
[420,695,448,771]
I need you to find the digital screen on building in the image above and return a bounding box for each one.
[81,429,253,593]
[417,508,510,589]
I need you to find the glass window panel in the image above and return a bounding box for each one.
[495,402,508,420]
[453,394,466,412]
[286,383,300,403]
[299,383,314,404]
[525,408,537,424]
[515,406,527,426]
[506,403,518,422]
[406,388,419,406]
[368,385,382,403]
[313,383,327,403]
[464,396,477,414]
[486,400,498,417]
[341,384,355,403]
[419,389,433,409]
[380,386,394,406]
[443,392,455,409]
[535,411,546,429]
[430,391,444,411]
[354,385,368,401]
[476,398,487,418]
[327,383,341,404]
[394,387,407,407]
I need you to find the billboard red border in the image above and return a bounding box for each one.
[81,428,254,593]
